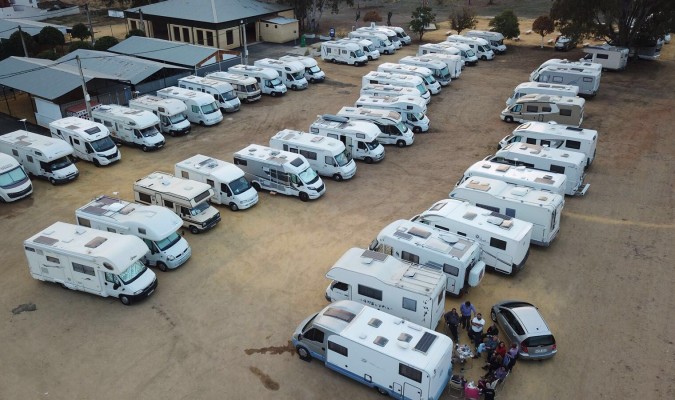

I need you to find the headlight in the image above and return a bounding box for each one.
[168,255,175,261]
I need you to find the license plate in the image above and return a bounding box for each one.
[147,289,155,297]
[535,348,546,353]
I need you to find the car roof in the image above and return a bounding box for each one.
[510,304,551,335]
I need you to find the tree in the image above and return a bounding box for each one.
[532,15,555,48]
[363,10,382,23]
[71,23,91,42]
[5,30,37,57]
[409,6,436,41]
[93,36,119,51]
[35,49,59,60]
[450,7,477,35]
[68,41,94,52]
[489,10,520,39]
[280,1,354,32]
[126,29,146,39]
[37,26,65,47]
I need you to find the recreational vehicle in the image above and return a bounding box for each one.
[361,84,427,104]
[175,155,258,211]
[178,75,241,112]
[278,55,326,83]
[205,71,262,103]
[24,221,157,305]
[530,59,603,80]
[0,152,32,202]
[337,106,414,148]
[355,95,429,133]
[292,300,454,399]
[457,160,567,197]
[310,114,385,163]
[370,220,485,296]
[348,30,396,54]
[75,195,192,271]
[377,62,441,94]
[227,64,287,97]
[91,105,164,152]
[270,129,357,181]
[0,130,78,184]
[362,71,430,101]
[156,86,223,126]
[133,171,221,234]
[530,66,601,97]
[412,198,533,275]
[447,35,495,60]
[337,37,380,60]
[465,30,507,53]
[357,25,402,49]
[325,248,446,329]
[49,117,121,166]
[320,41,368,66]
[128,95,191,136]
[581,45,629,70]
[362,23,410,44]
[500,94,585,127]
[415,53,463,79]
[417,44,464,68]
[398,56,452,86]
[253,58,309,90]
[450,177,564,247]
[506,82,579,106]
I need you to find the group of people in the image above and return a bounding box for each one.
[444,301,493,347]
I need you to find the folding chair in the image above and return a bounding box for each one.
[447,376,465,399]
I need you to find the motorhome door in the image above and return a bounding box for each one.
[403,383,423,400]
[72,264,101,293]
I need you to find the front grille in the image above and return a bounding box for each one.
[8,184,32,199]
[316,183,325,193]
[106,150,118,160]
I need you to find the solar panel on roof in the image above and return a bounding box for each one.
[323,307,356,322]
[408,226,431,239]
[361,249,388,262]
[414,331,437,354]
[82,205,107,216]
[34,236,58,246]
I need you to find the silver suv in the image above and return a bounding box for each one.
[490,300,557,360]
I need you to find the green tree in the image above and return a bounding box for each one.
[450,7,477,35]
[489,10,520,39]
[532,15,555,48]
[35,49,59,60]
[409,6,436,41]
[363,10,382,23]
[71,23,91,41]
[37,26,65,47]
[93,36,119,51]
[5,30,37,57]
[126,29,146,39]
[68,41,94,52]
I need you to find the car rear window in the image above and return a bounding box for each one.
[524,335,555,347]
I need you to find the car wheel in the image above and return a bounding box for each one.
[229,202,239,211]
[396,140,406,148]
[296,345,311,361]
[271,91,277,97]
[413,126,422,134]
[141,145,149,152]
[119,295,131,306]
[333,174,343,182]
[376,386,389,396]
[491,309,497,322]
[49,177,56,185]
[364,157,373,164]
[505,116,514,123]
[157,262,168,272]
[299,192,309,202]
[199,120,205,126]
[189,226,200,234]
[252,182,261,191]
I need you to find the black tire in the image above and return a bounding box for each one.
[229,202,239,211]
[505,116,514,123]
[157,262,168,272]
[333,174,343,182]
[331,58,337,64]
[368,56,373,61]
[141,145,149,152]
[299,192,309,202]
[491,309,497,322]
[413,126,422,134]
[376,386,389,396]
[396,140,406,148]
[199,120,205,126]
[49,177,56,185]
[364,157,373,164]
[309,78,315,83]
[93,159,101,167]
[189,226,200,234]
[252,182,261,191]
[271,91,278,97]
[296,345,311,361]
[119,295,132,306]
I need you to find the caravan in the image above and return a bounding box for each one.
[398,55,452,86]
[156,86,223,126]
[348,30,396,55]
[370,220,485,297]
[91,105,164,152]
[465,30,507,54]
[447,35,495,60]
[377,62,441,94]
[337,37,380,60]
[205,71,262,103]
[0,152,32,202]
[355,95,429,133]
[506,82,579,106]
[530,66,602,97]
[457,160,567,197]
[362,71,430,101]
[279,55,326,83]
[0,130,78,184]
[253,58,309,90]
[178,75,241,112]
[227,64,287,97]
[310,114,385,163]
[500,94,585,127]
[128,95,191,136]
[582,45,629,70]
[337,106,414,148]
[49,117,121,166]
[320,41,368,66]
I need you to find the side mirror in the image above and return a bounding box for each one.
[297,334,303,341]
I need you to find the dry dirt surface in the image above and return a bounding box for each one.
[1,21,674,400]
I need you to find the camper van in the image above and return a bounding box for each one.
[531,59,603,79]
[133,171,221,234]
[416,53,463,79]
[465,30,507,54]
[270,129,357,181]
[417,43,463,68]
[337,106,414,148]
[398,56,452,86]
[0,130,78,184]
[581,45,629,71]
[227,64,287,97]
[0,152,32,202]
[506,82,579,106]
[362,71,430,101]
[445,42,479,65]
[24,221,157,305]
[310,114,385,163]
[205,71,262,103]
[337,37,379,60]
[178,75,241,112]
[370,24,411,45]
[292,300,454,400]
[500,94,585,127]
[128,95,191,136]
[279,55,326,83]
[357,25,402,49]
[450,177,564,247]
[326,248,446,328]
[457,160,567,197]
[530,66,602,97]
[320,41,368,66]
[501,121,598,167]
[447,35,495,60]
[377,62,441,94]
[370,220,485,296]
[355,95,429,133]
[361,84,427,104]
[233,144,325,201]
[75,195,192,271]
[174,155,259,211]
[488,142,590,196]
[348,30,396,54]
[49,117,121,166]
[156,86,223,126]
[412,198,533,275]
[91,105,164,152]
[253,58,309,90]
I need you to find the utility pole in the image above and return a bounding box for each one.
[17,26,28,57]
[241,21,248,65]
[85,4,95,46]
[76,56,93,119]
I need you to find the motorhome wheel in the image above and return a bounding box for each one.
[49,177,57,185]
[364,157,373,164]
[199,120,205,126]
[252,182,262,191]
[396,140,406,148]
[299,192,309,202]
[505,116,514,123]
[376,387,388,396]
[119,295,131,306]
[141,145,149,152]
[333,174,343,182]
[331,58,337,63]
[157,262,168,272]
[271,91,278,97]
[296,345,311,361]
[189,226,200,234]
[93,159,101,167]
[229,203,239,211]
[413,126,422,134]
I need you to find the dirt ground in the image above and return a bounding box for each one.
[1,14,674,400]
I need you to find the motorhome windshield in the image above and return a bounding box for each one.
[156,232,181,251]
[423,75,437,84]
[224,90,237,101]
[0,165,28,188]
[169,113,187,124]
[492,39,503,46]
[438,66,450,77]
[90,136,116,152]
[308,66,321,73]
[291,71,304,80]
[366,140,380,150]
[270,77,283,87]
[416,84,427,95]
[229,176,252,195]
[189,201,210,216]
[298,167,319,185]
[466,49,476,57]
[334,151,350,166]
[355,49,365,57]
[408,112,425,122]
[201,102,219,114]
[46,156,73,171]
[137,126,159,137]
[384,39,392,46]
[118,260,147,285]
[395,121,409,133]
[246,83,259,92]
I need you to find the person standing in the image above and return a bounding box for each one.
[459,301,476,332]
[444,308,460,343]
[470,313,486,348]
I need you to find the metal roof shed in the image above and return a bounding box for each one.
[0,18,68,40]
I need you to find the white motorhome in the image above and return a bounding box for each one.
[253,58,309,90]
[370,220,485,297]
[310,114,385,163]
[0,130,78,184]
[398,56,452,86]
[373,24,411,45]
[270,129,357,181]
[488,142,590,196]
[233,144,326,201]
[457,160,567,197]
[49,117,121,166]
[582,45,629,71]
[447,35,495,60]
[362,71,430,101]
[377,62,441,94]
[337,106,414,148]
[355,95,430,133]
[156,86,223,126]
[24,221,157,305]
[348,30,396,55]
[412,198,533,275]
[279,55,326,83]
[175,155,259,211]
[357,25,402,49]
[501,121,597,167]
[325,248,446,329]
[320,41,368,66]
[465,30,507,54]
[227,64,287,97]
[292,300,453,400]
[361,84,427,104]
[500,94,585,127]
[91,105,164,152]
[133,171,221,234]
[506,82,579,106]
[75,195,192,271]
[178,75,241,112]
[450,177,564,247]
[530,59,603,80]
[443,41,479,65]
[417,44,464,69]
[0,152,32,202]
[337,37,380,60]
[205,71,262,103]
[128,95,191,136]
[417,53,463,79]
[530,66,602,97]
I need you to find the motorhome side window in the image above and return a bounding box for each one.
[552,76,563,83]
[77,217,91,227]
[526,105,538,112]
[164,200,173,208]
[597,54,609,59]
[550,165,566,174]
[325,156,335,166]
[332,281,349,291]
[437,291,443,306]
[195,190,211,203]
[399,364,423,383]
[358,285,383,301]
[138,228,147,235]
[270,169,289,183]
[490,237,507,251]
[542,106,552,112]
[444,264,460,277]
[192,105,199,113]
[328,341,348,357]
[234,158,247,166]
[72,262,95,276]
[401,251,420,264]
[358,142,366,150]
[512,105,522,112]
[221,183,232,196]
[138,192,151,203]
[46,256,60,264]
[402,297,417,312]
[303,328,324,343]
[107,228,116,233]
[559,109,572,116]
[300,150,317,160]
[181,171,189,178]
[11,149,19,156]
[566,140,581,149]
[526,138,537,144]
[583,77,593,82]
[105,272,115,283]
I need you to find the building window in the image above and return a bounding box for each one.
[196,30,204,45]
[130,20,137,30]
[173,26,180,41]
[206,31,214,46]
[226,29,234,45]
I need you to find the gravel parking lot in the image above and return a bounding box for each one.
[1,28,673,399]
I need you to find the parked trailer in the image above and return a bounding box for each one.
[279,55,326,83]
[457,160,567,197]
[336,106,414,148]
[156,86,223,126]
[49,117,121,166]
[500,94,585,127]
[205,71,262,103]
[128,95,191,136]
[91,105,164,152]
[581,45,629,70]
[0,152,32,202]
[178,75,241,112]
[227,64,287,97]
[310,114,385,163]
